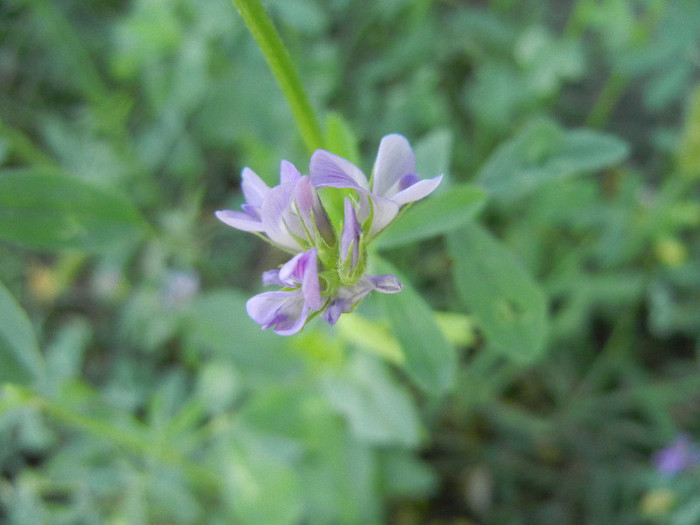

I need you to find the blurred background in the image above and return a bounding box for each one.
[1,0,700,523]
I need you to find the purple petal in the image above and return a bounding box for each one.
[280,160,302,185]
[366,194,400,237]
[240,167,270,208]
[261,269,284,286]
[366,274,403,293]
[261,183,305,251]
[398,173,420,191]
[240,204,261,221]
[341,198,362,269]
[310,150,369,191]
[372,134,415,197]
[322,299,348,325]
[323,279,377,325]
[215,209,265,232]
[246,290,309,336]
[321,275,402,327]
[278,249,322,310]
[294,176,334,245]
[390,175,443,206]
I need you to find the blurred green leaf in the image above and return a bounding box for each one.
[374,183,487,249]
[0,169,147,252]
[322,354,422,446]
[185,290,296,375]
[324,112,361,165]
[44,318,91,392]
[226,436,303,525]
[447,223,548,362]
[477,119,629,199]
[380,449,437,497]
[414,128,454,184]
[336,313,403,364]
[374,257,456,395]
[0,280,44,385]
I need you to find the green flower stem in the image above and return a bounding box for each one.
[231,0,325,154]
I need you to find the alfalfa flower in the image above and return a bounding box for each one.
[216,160,334,253]
[246,248,323,336]
[216,133,441,335]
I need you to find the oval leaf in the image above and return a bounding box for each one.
[185,290,296,374]
[0,280,44,384]
[373,257,456,395]
[0,168,147,252]
[447,223,549,362]
[477,119,629,200]
[374,184,487,249]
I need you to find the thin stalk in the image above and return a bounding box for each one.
[231,0,325,154]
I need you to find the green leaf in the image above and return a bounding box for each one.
[447,223,549,362]
[374,257,456,395]
[0,280,44,385]
[325,112,361,165]
[414,128,453,184]
[322,353,422,446]
[226,435,303,525]
[0,168,147,252]
[374,183,487,249]
[185,290,296,375]
[477,119,629,199]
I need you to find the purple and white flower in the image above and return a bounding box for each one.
[214,166,270,232]
[216,161,333,252]
[310,133,442,237]
[217,133,438,335]
[246,248,323,336]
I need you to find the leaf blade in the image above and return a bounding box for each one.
[374,184,487,249]
[373,257,456,395]
[0,280,45,385]
[0,168,147,252]
[447,223,549,362]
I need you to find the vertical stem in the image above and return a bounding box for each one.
[231,0,325,154]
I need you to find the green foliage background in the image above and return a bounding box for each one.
[1,0,700,523]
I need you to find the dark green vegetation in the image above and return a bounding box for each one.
[1,0,699,523]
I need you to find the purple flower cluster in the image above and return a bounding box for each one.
[216,134,442,335]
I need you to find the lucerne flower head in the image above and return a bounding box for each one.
[216,134,441,335]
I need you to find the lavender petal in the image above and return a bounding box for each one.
[372,134,416,197]
[280,160,302,185]
[215,209,265,232]
[240,167,270,208]
[390,175,443,206]
[367,274,403,293]
[366,194,400,237]
[261,269,284,286]
[261,182,305,251]
[278,249,322,310]
[341,198,362,269]
[310,150,369,190]
[246,290,309,336]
